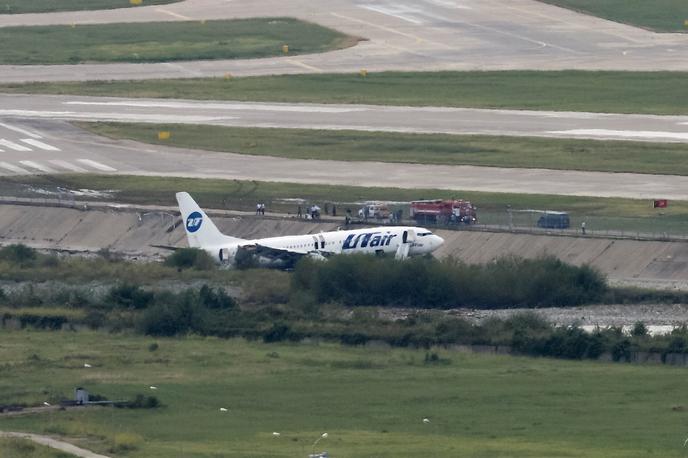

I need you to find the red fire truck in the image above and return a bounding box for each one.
[410,199,477,225]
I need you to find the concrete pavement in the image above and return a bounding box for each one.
[2,0,688,83]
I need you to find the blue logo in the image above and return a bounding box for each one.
[343,232,396,250]
[186,211,203,233]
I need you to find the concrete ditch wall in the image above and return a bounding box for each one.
[0,203,686,289]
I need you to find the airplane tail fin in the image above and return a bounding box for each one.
[176,192,245,248]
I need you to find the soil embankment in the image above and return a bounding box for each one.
[0,203,686,290]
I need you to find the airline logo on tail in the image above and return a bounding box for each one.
[186,211,203,233]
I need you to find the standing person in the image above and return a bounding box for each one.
[261,203,266,215]
[332,204,337,217]
[297,205,302,218]
[256,203,261,215]
[581,221,586,235]
[324,202,330,215]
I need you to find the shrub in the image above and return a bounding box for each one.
[164,248,215,270]
[199,285,236,310]
[108,284,155,309]
[0,244,37,267]
[292,255,607,309]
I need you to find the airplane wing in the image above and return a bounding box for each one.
[236,244,332,267]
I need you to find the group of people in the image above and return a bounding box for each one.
[255,203,266,215]
[296,203,337,220]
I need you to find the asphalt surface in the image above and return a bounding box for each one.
[0,1,686,201]
[3,94,688,143]
[1,0,688,83]
[1,118,687,200]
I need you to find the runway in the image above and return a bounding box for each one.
[2,0,688,83]
[3,94,688,143]
[0,118,687,201]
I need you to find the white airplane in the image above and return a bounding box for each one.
[176,192,445,268]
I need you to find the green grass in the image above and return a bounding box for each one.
[0,438,72,458]
[80,122,688,176]
[0,0,180,14]
[0,18,357,65]
[2,174,687,235]
[3,71,688,114]
[540,0,688,33]
[1,330,688,457]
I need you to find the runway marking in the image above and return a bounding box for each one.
[21,139,60,151]
[423,0,472,10]
[49,160,87,173]
[77,159,117,172]
[286,59,323,73]
[550,129,688,141]
[0,122,42,139]
[0,139,32,151]
[65,100,363,113]
[19,161,56,173]
[360,4,424,24]
[0,162,29,174]
[155,8,192,20]
[330,12,454,49]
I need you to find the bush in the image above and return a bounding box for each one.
[138,292,206,336]
[199,285,236,310]
[108,284,155,310]
[292,255,608,309]
[0,244,37,267]
[164,248,215,270]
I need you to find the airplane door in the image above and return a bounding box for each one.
[311,235,319,251]
[318,234,326,249]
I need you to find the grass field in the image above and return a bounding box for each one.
[0,18,356,65]
[3,71,688,115]
[0,0,181,14]
[541,0,688,33]
[81,122,688,176]
[1,330,687,457]
[0,438,71,458]
[2,174,687,235]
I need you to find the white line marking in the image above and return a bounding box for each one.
[0,162,30,174]
[48,160,87,172]
[0,122,42,138]
[77,159,117,172]
[286,59,323,73]
[549,129,688,141]
[21,139,61,151]
[64,100,363,113]
[360,5,424,24]
[19,161,56,173]
[155,8,192,20]
[0,139,32,151]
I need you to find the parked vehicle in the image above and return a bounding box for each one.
[410,199,477,224]
[537,211,570,229]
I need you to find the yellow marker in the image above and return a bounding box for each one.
[360,69,368,77]
[684,19,688,27]
[200,19,206,25]
[130,0,143,5]
[158,131,171,140]
[282,44,289,54]
[224,72,232,80]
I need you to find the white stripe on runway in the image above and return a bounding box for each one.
[549,129,688,141]
[0,122,42,139]
[0,161,30,174]
[77,159,117,172]
[0,139,32,151]
[19,161,56,173]
[21,139,60,151]
[49,160,87,172]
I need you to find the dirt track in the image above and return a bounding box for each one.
[0,203,686,290]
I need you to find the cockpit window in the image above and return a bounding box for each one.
[418,232,432,237]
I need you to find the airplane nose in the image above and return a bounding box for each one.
[434,235,444,247]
